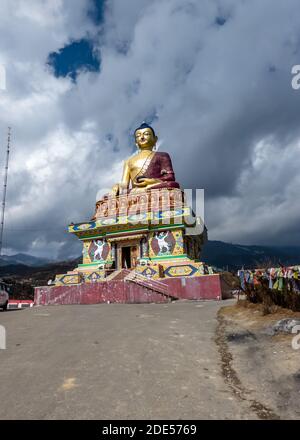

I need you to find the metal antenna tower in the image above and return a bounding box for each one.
[0,127,11,256]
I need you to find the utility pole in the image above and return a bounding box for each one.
[0,127,11,256]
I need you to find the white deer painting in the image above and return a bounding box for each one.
[156,231,170,254]
[93,239,106,261]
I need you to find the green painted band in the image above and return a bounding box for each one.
[149,254,188,260]
[77,224,184,241]
[78,261,108,267]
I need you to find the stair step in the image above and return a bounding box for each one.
[103,269,177,300]
[125,272,177,299]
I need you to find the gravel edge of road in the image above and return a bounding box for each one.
[215,309,280,420]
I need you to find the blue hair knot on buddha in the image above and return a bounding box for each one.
[134,122,156,137]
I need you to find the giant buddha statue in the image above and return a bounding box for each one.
[111,123,180,195]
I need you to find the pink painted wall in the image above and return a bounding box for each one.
[34,274,226,305]
[163,275,223,300]
[35,281,169,305]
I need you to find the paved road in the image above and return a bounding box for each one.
[0,301,254,420]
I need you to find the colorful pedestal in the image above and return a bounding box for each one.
[34,189,226,304]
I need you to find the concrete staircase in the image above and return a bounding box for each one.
[103,268,177,301]
[123,269,178,301]
[105,269,123,281]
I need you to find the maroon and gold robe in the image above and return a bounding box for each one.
[139,152,180,189]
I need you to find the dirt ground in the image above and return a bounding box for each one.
[218,300,300,419]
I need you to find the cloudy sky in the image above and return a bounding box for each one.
[0,0,300,260]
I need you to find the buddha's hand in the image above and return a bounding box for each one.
[134,177,161,187]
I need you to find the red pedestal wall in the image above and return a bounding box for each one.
[34,281,168,305]
[163,275,223,300]
[34,274,230,306]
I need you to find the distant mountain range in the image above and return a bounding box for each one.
[0,253,52,267]
[201,241,300,269]
[0,241,299,280]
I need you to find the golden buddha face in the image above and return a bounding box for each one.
[135,127,158,150]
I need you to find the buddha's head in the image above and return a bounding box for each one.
[134,123,158,150]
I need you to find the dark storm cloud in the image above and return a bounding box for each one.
[0,0,300,258]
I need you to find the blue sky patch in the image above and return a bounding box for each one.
[47,39,100,81]
[87,0,106,25]
[215,17,227,26]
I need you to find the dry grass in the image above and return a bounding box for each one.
[220,299,300,332]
